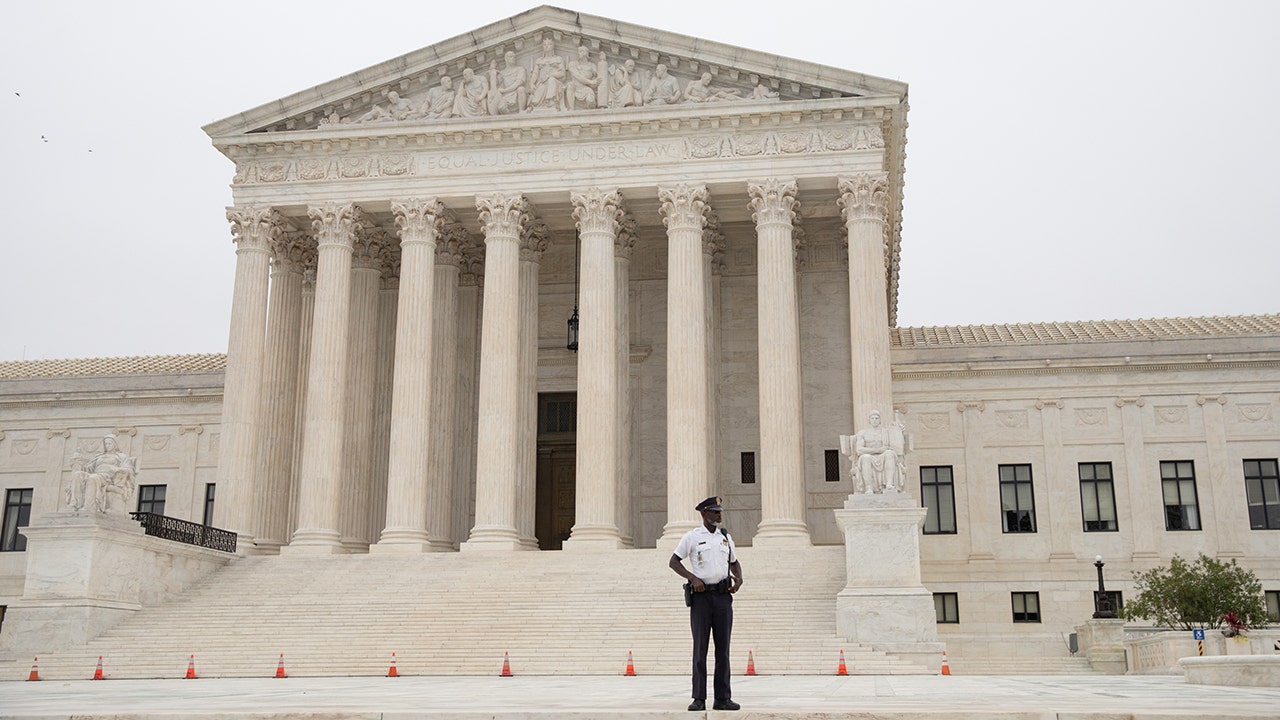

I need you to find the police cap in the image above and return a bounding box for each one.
[695,496,723,512]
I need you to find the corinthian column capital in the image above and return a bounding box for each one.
[570,188,625,236]
[353,227,394,270]
[837,173,890,224]
[307,202,367,249]
[391,198,450,246]
[270,229,312,273]
[227,206,289,252]
[658,183,709,231]
[434,224,469,267]
[615,211,638,259]
[520,219,552,261]
[475,193,531,239]
[702,208,725,258]
[747,178,799,227]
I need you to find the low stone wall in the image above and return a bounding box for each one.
[1181,655,1280,687]
[1126,630,1280,675]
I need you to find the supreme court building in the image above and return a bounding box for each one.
[1,6,1278,672]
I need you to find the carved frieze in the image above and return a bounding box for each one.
[1155,405,1188,425]
[1237,403,1273,423]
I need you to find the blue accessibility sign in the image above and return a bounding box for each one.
[1192,629,1205,640]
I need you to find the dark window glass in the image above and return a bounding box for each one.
[1243,459,1280,530]
[920,466,957,534]
[740,452,756,484]
[1266,591,1280,623]
[1,489,34,552]
[1079,462,1119,532]
[1012,591,1041,623]
[1094,590,1123,615]
[137,485,167,516]
[1160,461,1201,531]
[203,484,216,526]
[999,464,1037,533]
[933,592,959,623]
[824,449,840,483]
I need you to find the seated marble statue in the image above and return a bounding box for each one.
[356,91,414,123]
[488,52,528,115]
[643,64,681,106]
[527,36,566,112]
[564,45,600,110]
[847,410,906,494]
[606,57,642,109]
[67,434,138,514]
[419,76,456,119]
[683,73,742,103]
[451,68,490,118]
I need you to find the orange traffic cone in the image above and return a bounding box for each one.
[27,658,40,682]
[185,654,197,679]
[940,650,951,676]
[624,650,636,676]
[745,650,756,676]
[836,649,848,676]
[92,656,105,680]
[500,651,513,677]
[274,653,287,679]
[387,652,399,678]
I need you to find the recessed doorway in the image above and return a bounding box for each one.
[535,392,576,550]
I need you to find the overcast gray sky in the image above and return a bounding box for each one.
[2,0,1276,362]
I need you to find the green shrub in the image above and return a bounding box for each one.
[1122,554,1269,631]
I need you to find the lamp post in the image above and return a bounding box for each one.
[566,230,579,352]
[1093,554,1116,619]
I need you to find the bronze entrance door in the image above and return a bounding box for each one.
[535,392,576,550]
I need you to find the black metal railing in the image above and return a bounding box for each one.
[130,512,237,553]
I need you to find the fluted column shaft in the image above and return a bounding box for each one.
[287,202,362,554]
[839,174,894,428]
[426,231,464,551]
[615,218,637,547]
[463,193,530,551]
[566,189,624,549]
[253,233,307,553]
[453,248,484,548]
[216,207,280,547]
[703,219,724,505]
[750,179,810,544]
[375,199,444,552]
[515,227,546,550]
[368,269,398,546]
[659,184,710,542]
[288,252,317,539]
[338,236,385,552]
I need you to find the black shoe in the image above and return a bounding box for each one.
[687,699,705,711]
[712,699,741,711]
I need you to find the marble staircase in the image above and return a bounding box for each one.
[3,545,931,680]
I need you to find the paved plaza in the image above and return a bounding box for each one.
[3,673,1280,719]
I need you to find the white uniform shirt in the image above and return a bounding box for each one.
[674,525,737,583]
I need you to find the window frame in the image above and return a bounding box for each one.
[1093,590,1123,616]
[1078,462,1119,532]
[823,449,841,483]
[1011,591,1041,623]
[1,488,34,552]
[933,592,959,624]
[999,464,1037,533]
[203,483,216,527]
[1160,460,1201,531]
[740,452,756,484]
[1265,590,1280,623]
[136,484,167,516]
[920,465,957,535]
[1243,459,1280,530]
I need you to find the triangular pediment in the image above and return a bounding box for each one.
[203,5,906,139]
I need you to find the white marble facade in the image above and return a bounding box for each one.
[1,7,1278,664]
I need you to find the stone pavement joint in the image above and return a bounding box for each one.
[2,674,1280,720]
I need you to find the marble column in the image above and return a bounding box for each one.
[374,199,444,553]
[838,174,894,430]
[1036,399,1075,560]
[463,193,531,552]
[566,188,624,549]
[288,248,317,539]
[749,179,810,545]
[1116,397,1157,559]
[286,201,367,554]
[659,183,711,542]
[958,401,994,561]
[425,225,466,551]
[703,214,724,502]
[177,425,203,519]
[252,229,308,553]
[615,214,637,547]
[516,219,550,549]
[367,246,399,546]
[217,207,284,545]
[453,244,484,547]
[1199,395,1244,557]
[338,228,389,552]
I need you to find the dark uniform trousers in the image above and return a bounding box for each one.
[689,587,733,702]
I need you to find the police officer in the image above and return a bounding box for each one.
[669,496,743,712]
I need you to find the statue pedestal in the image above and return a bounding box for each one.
[834,492,944,673]
[0,511,231,654]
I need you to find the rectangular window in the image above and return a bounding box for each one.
[1079,462,1119,532]
[920,466,957,534]
[1243,459,1280,530]
[933,592,959,623]
[1094,590,1123,615]
[136,484,167,516]
[1266,591,1280,623]
[740,452,756,484]
[203,484,216,526]
[1,489,34,552]
[999,464,1037,533]
[824,449,841,483]
[1011,591,1041,623]
[1160,461,1201,531]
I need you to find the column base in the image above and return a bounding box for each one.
[461,525,528,553]
[659,520,700,545]
[340,539,371,554]
[371,527,432,553]
[281,529,348,555]
[563,529,625,551]
[752,520,811,546]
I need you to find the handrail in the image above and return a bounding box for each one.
[129,512,237,553]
